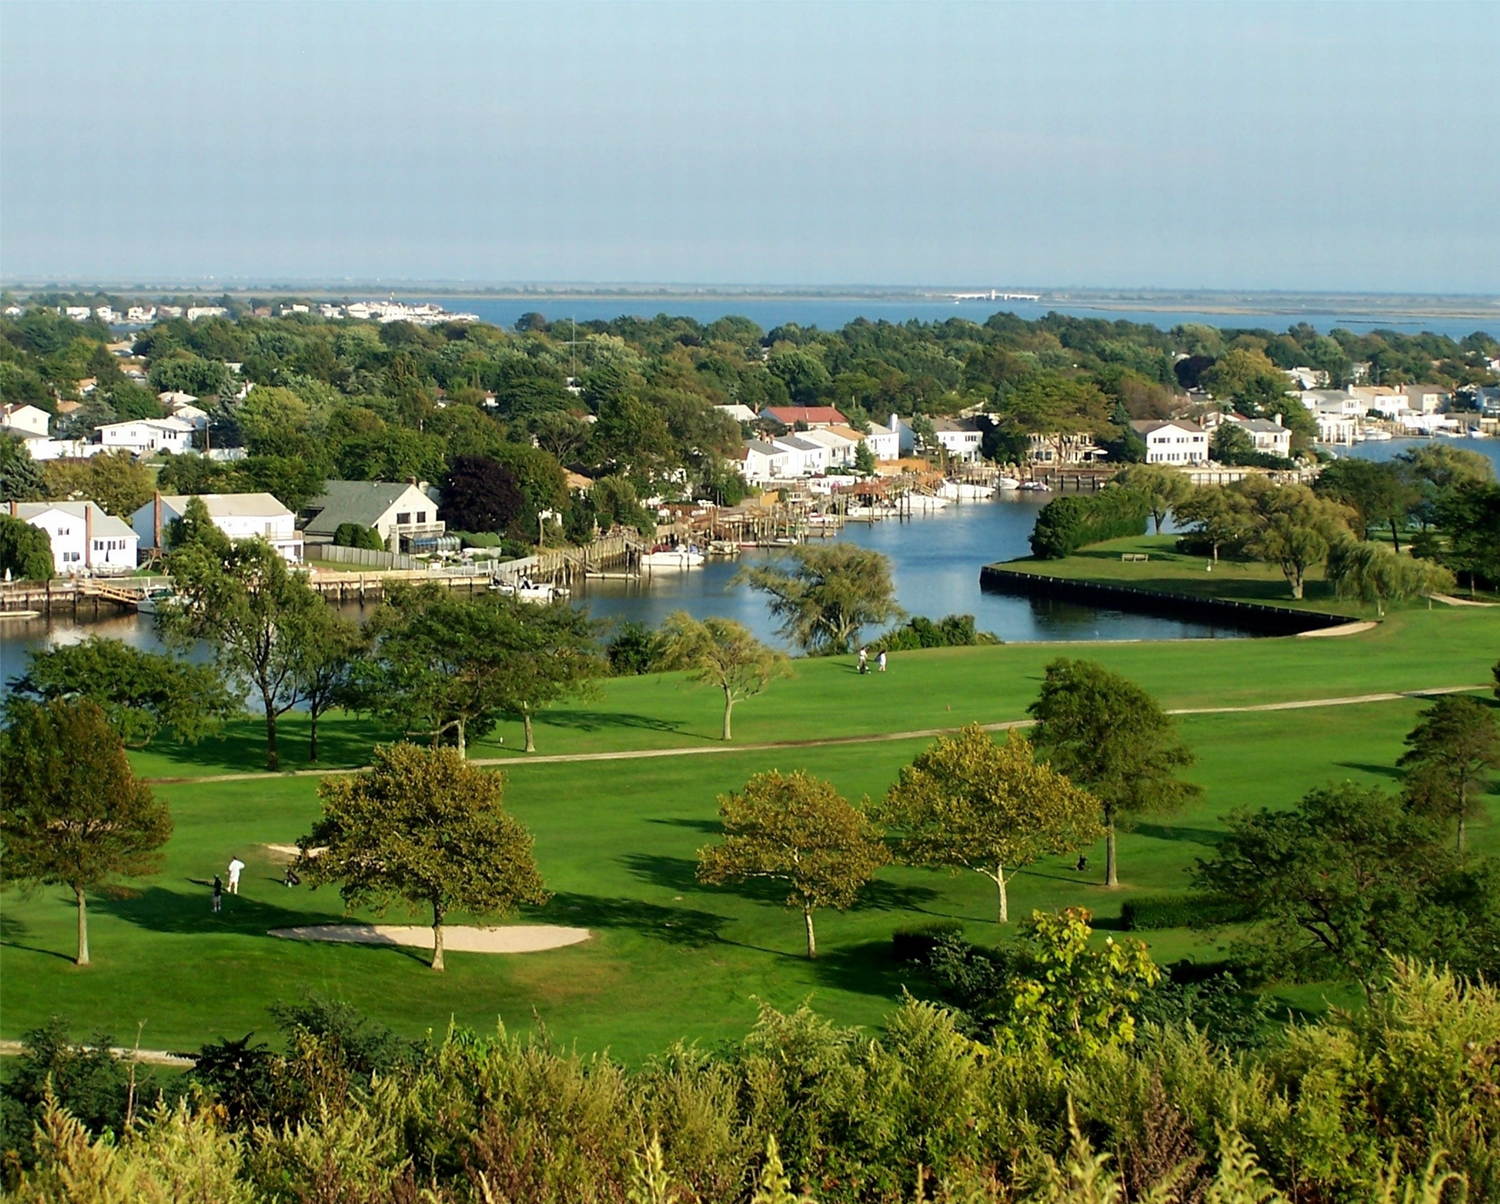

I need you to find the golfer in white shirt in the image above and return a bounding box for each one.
[227,857,245,895]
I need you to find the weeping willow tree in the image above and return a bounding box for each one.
[1325,537,1453,616]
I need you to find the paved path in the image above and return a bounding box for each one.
[0,1039,194,1067]
[144,684,1491,782]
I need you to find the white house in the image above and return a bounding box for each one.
[892,414,986,461]
[1130,419,1210,465]
[796,426,863,469]
[1223,414,1292,459]
[1028,433,1110,465]
[96,417,196,456]
[714,404,759,424]
[186,306,228,321]
[772,434,831,477]
[131,492,302,562]
[8,500,139,576]
[862,422,900,461]
[1402,385,1450,414]
[302,481,445,551]
[738,439,792,484]
[157,390,199,410]
[1,403,51,438]
[1300,389,1365,417]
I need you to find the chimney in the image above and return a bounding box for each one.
[85,503,93,569]
[153,491,162,551]
[8,500,16,517]
[1273,413,1283,427]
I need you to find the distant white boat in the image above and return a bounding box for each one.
[996,476,1022,490]
[1357,427,1392,441]
[905,493,950,512]
[1468,427,1490,438]
[134,585,177,615]
[938,480,996,500]
[640,546,705,570]
[1018,481,1051,492]
[493,577,565,603]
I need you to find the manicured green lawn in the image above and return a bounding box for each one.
[5,633,1496,1058]
[991,533,1489,615]
[126,606,1500,780]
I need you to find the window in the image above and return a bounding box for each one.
[416,510,426,523]
[396,512,411,525]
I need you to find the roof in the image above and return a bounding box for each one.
[150,493,293,520]
[1130,419,1205,435]
[12,501,136,540]
[760,406,848,427]
[742,439,785,457]
[796,427,859,449]
[930,416,983,434]
[303,480,430,534]
[774,435,827,453]
[1230,417,1287,434]
[97,417,194,433]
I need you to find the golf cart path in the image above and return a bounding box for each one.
[143,684,1492,782]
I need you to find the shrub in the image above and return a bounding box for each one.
[869,614,1000,654]
[332,522,385,551]
[1120,893,1254,931]
[1029,488,1150,559]
[891,920,964,963]
[607,620,666,675]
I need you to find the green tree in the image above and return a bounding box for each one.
[1324,538,1453,616]
[1191,783,1487,988]
[0,512,53,580]
[291,605,368,763]
[697,769,889,959]
[1174,484,1251,562]
[1,699,172,965]
[877,726,1100,923]
[1398,695,1499,853]
[853,440,877,476]
[737,544,904,656]
[659,612,791,740]
[1437,480,1500,591]
[42,452,155,518]
[161,528,323,771]
[1315,459,1415,550]
[1210,420,1258,466]
[1112,464,1193,534]
[332,522,385,551]
[296,743,548,971]
[439,455,524,535]
[1028,659,1200,887]
[6,636,235,748]
[0,435,46,503]
[1236,479,1352,599]
[494,600,604,752]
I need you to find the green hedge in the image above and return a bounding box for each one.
[1120,893,1254,931]
[1028,488,1150,559]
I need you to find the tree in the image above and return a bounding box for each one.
[1113,464,1193,534]
[332,522,385,551]
[1191,783,1489,988]
[1315,459,1415,550]
[1174,485,1251,562]
[440,454,524,535]
[876,726,1100,923]
[0,434,46,502]
[6,636,236,748]
[493,600,604,752]
[1028,659,1200,887]
[292,605,368,763]
[1324,538,1453,616]
[1398,695,1499,853]
[295,743,548,971]
[1210,421,1257,466]
[737,544,904,656]
[853,440,877,476]
[1437,480,1500,591]
[1236,479,1352,599]
[659,612,791,740]
[161,523,324,771]
[43,451,155,518]
[0,513,53,581]
[1,699,172,965]
[697,770,889,959]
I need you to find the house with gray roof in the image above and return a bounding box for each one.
[301,481,443,552]
[130,492,302,562]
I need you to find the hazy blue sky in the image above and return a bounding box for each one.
[3,1,1496,291]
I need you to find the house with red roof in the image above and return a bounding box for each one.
[759,406,848,429]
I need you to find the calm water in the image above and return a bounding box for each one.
[440,296,1496,342]
[1330,435,1500,475]
[1,497,1239,694]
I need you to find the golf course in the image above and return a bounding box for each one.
[3,601,1497,1061]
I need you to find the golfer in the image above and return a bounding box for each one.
[877,651,887,673]
[212,875,223,913]
[227,857,245,895]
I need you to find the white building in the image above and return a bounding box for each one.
[96,417,196,456]
[8,500,139,576]
[1223,414,1292,459]
[186,306,228,321]
[1130,419,1210,465]
[796,426,863,469]
[772,434,831,477]
[126,306,157,324]
[738,439,792,484]
[862,422,900,461]
[714,404,759,424]
[1,403,51,438]
[19,438,110,461]
[1402,385,1451,414]
[158,390,199,410]
[64,306,92,321]
[302,480,445,552]
[893,414,986,461]
[131,492,302,562]
[158,305,183,319]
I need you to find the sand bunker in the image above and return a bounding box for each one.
[1296,621,1377,638]
[269,923,590,953]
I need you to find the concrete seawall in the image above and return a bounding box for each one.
[978,565,1353,636]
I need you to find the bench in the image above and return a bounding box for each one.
[1121,553,1150,562]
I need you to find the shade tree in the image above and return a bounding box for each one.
[1235,479,1352,599]
[737,544,904,656]
[659,612,791,740]
[1398,694,1499,853]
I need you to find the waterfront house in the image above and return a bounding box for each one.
[8,500,139,576]
[1402,385,1451,414]
[714,404,759,424]
[1028,432,1110,465]
[795,426,862,468]
[1223,414,1292,458]
[772,434,832,477]
[131,492,302,562]
[738,439,792,484]
[97,416,196,456]
[893,414,986,462]
[302,480,445,552]
[1130,419,1209,465]
[1,403,51,438]
[759,406,848,429]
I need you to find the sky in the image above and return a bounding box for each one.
[2,1,1497,292]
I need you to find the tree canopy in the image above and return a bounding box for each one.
[659,611,791,741]
[737,545,903,656]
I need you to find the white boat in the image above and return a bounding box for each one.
[996,476,1022,490]
[134,585,177,615]
[493,577,565,603]
[1018,481,1051,492]
[640,546,705,570]
[707,539,741,556]
[905,493,950,512]
[1468,427,1490,438]
[938,480,996,501]
[1357,428,1393,441]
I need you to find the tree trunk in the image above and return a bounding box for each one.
[1105,820,1119,888]
[522,707,535,753]
[75,885,90,966]
[1390,521,1401,553]
[455,717,466,760]
[803,907,817,960]
[722,691,734,741]
[431,904,445,972]
[1289,570,1305,601]
[1458,785,1468,853]
[264,697,280,771]
[309,704,320,763]
[996,864,1008,924]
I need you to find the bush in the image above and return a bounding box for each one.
[1029,488,1150,558]
[1120,893,1254,931]
[607,620,666,675]
[332,522,385,551]
[891,920,964,962]
[0,513,53,581]
[869,614,1000,653]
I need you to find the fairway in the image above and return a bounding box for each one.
[3,607,1498,1060]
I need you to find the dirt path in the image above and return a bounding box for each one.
[1431,594,1499,608]
[0,1039,194,1067]
[142,684,1492,783]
